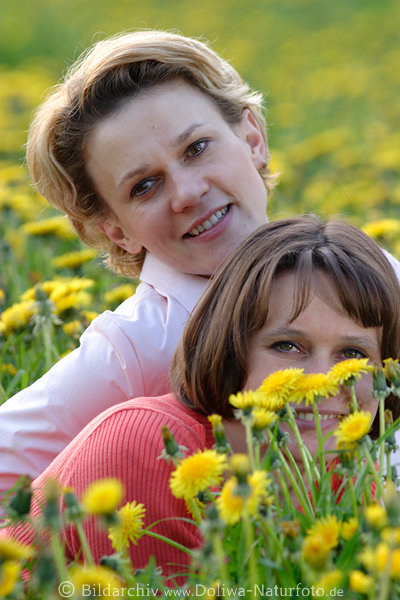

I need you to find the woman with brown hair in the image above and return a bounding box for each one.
[7,215,400,577]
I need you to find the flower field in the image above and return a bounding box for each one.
[1,0,400,397]
[1,0,400,597]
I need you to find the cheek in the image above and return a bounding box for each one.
[355,376,379,417]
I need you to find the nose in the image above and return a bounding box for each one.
[169,167,209,212]
[303,354,333,376]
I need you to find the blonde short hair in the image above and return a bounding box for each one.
[27,30,276,277]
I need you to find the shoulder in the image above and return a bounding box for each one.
[47,395,208,481]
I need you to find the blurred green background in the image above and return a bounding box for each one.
[1,0,400,393]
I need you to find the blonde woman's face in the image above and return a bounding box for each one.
[85,79,268,276]
[244,271,382,462]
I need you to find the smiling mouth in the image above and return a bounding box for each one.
[295,412,342,422]
[185,205,230,238]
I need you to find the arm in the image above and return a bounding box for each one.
[0,284,189,494]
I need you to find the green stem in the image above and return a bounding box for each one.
[378,397,385,482]
[74,519,95,565]
[350,384,359,412]
[243,512,258,587]
[50,531,68,582]
[244,419,255,470]
[212,531,230,585]
[268,431,314,521]
[285,404,320,496]
[348,477,358,518]
[312,401,326,473]
[362,445,385,500]
[143,529,193,555]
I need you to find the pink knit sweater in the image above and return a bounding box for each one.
[8,394,215,579]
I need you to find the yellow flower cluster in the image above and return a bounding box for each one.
[108,501,146,552]
[170,449,228,501]
[217,470,270,525]
[334,411,372,450]
[82,478,124,516]
[52,248,98,270]
[21,216,75,240]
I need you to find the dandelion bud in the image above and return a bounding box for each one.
[42,478,62,532]
[281,519,301,538]
[64,489,85,522]
[208,414,231,454]
[372,364,390,400]
[6,475,32,520]
[384,358,400,392]
[364,503,387,529]
[161,426,183,461]
[229,454,251,498]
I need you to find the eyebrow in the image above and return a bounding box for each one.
[117,122,205,188]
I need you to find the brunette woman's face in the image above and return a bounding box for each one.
[244,271,382,462]
[85,79,268,276]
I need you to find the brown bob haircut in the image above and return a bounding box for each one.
[27,30,276,278]
[171,214,400,435]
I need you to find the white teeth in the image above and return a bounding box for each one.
[295,412,339,422]
[187,206,228,237]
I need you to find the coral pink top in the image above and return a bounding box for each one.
[7,394,214,580]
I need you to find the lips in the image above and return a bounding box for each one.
[185,206,229,238]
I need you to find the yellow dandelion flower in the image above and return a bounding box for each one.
[258,368,304,409]
[363,219,400,241]
[104,284,137,305]
[301,534,330,569]
[0,289,5,303]
[252,408,277,430]
[307,515,340,550]
[81,310,99,323]
[230,453,251,478]
[364,503,387,529]
[0,536,34,561]
[208,414,223,432]
[0,300,36,335]
[313,569,342,594]
[384,358,400,387]
[0,561,20,597]
[288,372,338,405]
[108,500,146,552]
[381,527,400,547]
[349,570,374,594]
[62,320,83,337]
[334,411,372,449]
[329,358,372,385]
[340,517,358,540]
[82,479,124,515]
[170,450,228,500]
[21,216,75,239]
[69,565,122,595]
[216,470,270,525]
[1,363,17,377]
[376,542,400,579]
[229,390,266,411]
[52,248,98,269]
[359,547,375,572]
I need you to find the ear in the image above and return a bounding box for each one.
[100,217,143,255]
[239,108,266,169]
